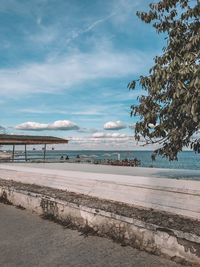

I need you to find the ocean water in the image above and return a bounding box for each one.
[17,150,200,171]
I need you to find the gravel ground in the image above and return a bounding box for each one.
[0,203,185,267]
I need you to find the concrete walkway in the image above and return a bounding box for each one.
[0,163,200,220]
[0,203,183,267]
[7,162,200,179]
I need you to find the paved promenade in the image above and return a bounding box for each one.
[0,163,200,220]
[0,203,183,267]
[9,162,200,179]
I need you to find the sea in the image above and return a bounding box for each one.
[16,150,200,171]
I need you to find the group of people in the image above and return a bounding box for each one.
[105,158,141,167]
[60,154,80,161]
[59,154,141,167]
[60,155,69,160]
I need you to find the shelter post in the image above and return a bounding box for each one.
[25,144,27,162]
[12,144,15,162]
[0,135,68,162]
[43,144,47,162]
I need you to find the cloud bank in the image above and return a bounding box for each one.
[92,132,127,138]
[15,120,79,131]
[104,120,126,130]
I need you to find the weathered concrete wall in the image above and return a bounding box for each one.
[1,164,200,220]
[0,185,200,266]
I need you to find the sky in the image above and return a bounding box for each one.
[0,0,165,150]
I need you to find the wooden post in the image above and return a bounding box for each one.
[12,144,15,162]
[43,144,46,162]
[25,144,27,162]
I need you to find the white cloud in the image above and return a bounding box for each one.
[0,49,150,96]
[48,120,79,130]
[18,106,105,116]
[66,133,131,145]
[15,122,48,131]
[15,120,79,131]
[65,132,153,150]
[110,0,140,26]
[92,132,127,138]
[66,12,116,44]
[104,120,127,130]
[68,132,129,141]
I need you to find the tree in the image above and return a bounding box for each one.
[129,0,200,160]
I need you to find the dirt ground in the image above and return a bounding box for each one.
[0,178,199,237]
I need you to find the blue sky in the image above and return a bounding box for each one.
[0,0,165,150]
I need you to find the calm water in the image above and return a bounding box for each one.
[16,150,200,171]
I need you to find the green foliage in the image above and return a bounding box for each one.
[129,0,200,160]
